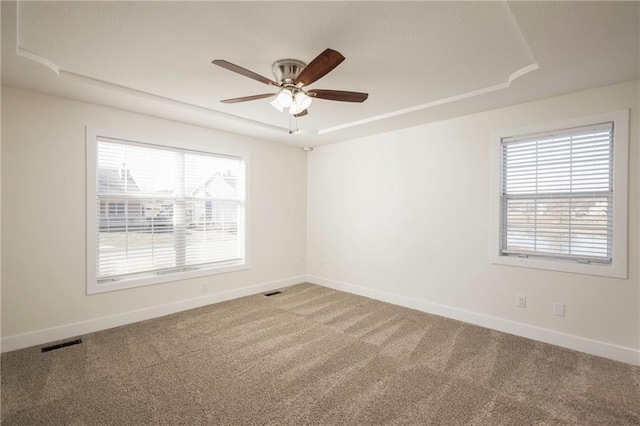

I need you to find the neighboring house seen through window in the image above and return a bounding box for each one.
[86,128,248,293]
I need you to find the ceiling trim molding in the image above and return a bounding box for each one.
[16,47,59,76]
[16,2,59,75]
[13,37,539,139]
[13,1,291,135]
[12,0,538,140]
[317,63,539,135]
[14,47,293,135]
[60,70,290,134]
[318,0,539,135]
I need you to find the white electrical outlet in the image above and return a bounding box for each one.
[554,303,565,317]
[202,283,209,293]
[516,294,526,309]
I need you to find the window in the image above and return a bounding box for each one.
[86,128,248,293]
[491,110,628,278]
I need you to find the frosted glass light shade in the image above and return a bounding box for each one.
[276,89,293,108]
[270,98,284,112]
[296,92,312,110]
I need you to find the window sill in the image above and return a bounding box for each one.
[87,262,249,294]
[490,254,626,279]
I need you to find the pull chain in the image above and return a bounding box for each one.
[288,114,299,135]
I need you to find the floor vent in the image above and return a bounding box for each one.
[264,291,282,297]
[41,339,83,353]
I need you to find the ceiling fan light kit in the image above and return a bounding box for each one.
[212,48,369,120]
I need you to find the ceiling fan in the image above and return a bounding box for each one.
[212,48,368,118]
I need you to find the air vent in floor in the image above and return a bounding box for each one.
[41,339,83,353]
[264,291,282,297]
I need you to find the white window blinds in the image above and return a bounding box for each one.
[95,137,246,282]
[500,122,613,263]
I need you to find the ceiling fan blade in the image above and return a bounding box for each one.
[294,49,345,86]
[212,60,279,87]
[220,93,275,104]
[308,89,368,103]
[293,109,308,118]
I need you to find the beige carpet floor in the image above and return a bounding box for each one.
[1,283,639,425]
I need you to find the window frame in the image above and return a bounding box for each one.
[490,110,628,278]
[86,127,250,294]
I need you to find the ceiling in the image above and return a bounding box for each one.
[1,1,638,147]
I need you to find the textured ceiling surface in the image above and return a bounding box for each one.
[2,1,638,146]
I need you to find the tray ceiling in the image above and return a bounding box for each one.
[2,1,638,146]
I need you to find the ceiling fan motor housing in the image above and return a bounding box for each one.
[272,59,307,85]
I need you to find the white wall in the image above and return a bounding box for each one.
[1,87,307,344]
[2,81,639,364]
[0,83,3,352]
[307,80,640,364]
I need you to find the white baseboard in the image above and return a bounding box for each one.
[1,276,305,353]
[306,275,640,366]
